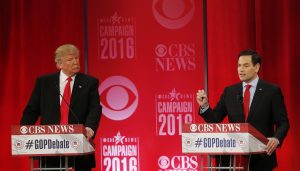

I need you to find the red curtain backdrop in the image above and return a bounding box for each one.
[1,0,299,170]
[0,0,84,170]
[206,0,300,170]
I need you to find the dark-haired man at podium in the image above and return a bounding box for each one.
[20,44,102,171]
[196,49,289,171]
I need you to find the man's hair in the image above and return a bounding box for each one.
[54,44,79,63]
[238,49,261,66]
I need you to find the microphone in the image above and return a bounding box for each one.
[55,84,80,124]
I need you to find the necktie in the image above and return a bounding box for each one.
[60,77,72,124]
[243,84,251,121]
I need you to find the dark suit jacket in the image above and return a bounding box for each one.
[20,72,102,168]
[200,79,289,170]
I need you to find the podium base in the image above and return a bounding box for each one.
[30,156,74,171]
[199,155,249,171]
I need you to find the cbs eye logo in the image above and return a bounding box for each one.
[190,124,197,132]
[158,156,170,169]
[155,44,167,57]
[20,126,28,134]
[98,76,139,121]
[152,0,195,29]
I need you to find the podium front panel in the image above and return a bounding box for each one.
[182,123,267,154]
[11,124,94,156]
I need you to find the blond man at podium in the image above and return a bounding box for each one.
[20,44,102,171]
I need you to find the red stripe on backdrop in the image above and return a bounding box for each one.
[87,0,205,170]
[0,0,84,170]
[1,0,300,170]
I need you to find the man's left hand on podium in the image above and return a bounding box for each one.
[266,137,279,155]
[85,127,94,140]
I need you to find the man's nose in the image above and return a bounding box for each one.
[73,58,79,64]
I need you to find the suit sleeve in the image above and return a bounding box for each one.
[200,88,228,123]
[20,78,41,125]
[272,86,290,144]
[85,78,102,135]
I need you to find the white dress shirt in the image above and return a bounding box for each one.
[242,76,259,109]
[59,71,76,104]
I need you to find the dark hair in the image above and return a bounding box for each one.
[238,49,261,66]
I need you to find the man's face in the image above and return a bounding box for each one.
[57,54,80,76]
[238,55,260,83]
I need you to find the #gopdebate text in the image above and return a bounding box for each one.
[195,138,236,148]
[25,139,69,150]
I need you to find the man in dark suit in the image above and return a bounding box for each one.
[20,44,102,171]
[196,49,289,171]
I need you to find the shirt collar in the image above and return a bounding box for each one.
[60,70,76,82]
[243,76,259,88]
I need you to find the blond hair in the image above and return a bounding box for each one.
[54,44,79,63]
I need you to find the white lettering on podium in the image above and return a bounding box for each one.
[215,124,240,132]
[198,124,213,132]
[28,126,46,134]
[47,125,74,133]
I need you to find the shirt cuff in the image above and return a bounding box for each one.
[200,105,209,114]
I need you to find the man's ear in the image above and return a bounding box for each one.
[56,62,62,69]
[255,63,260,73]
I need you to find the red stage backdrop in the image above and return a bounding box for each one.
[87,0,205,170]
[1,0,299,171]
[0,0,85,170]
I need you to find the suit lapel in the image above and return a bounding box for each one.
[70,73,84,108]
[236,84,245,122]
[247,80,264,121]
[50,72,61,116]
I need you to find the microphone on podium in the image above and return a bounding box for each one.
[55,84,80,124]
